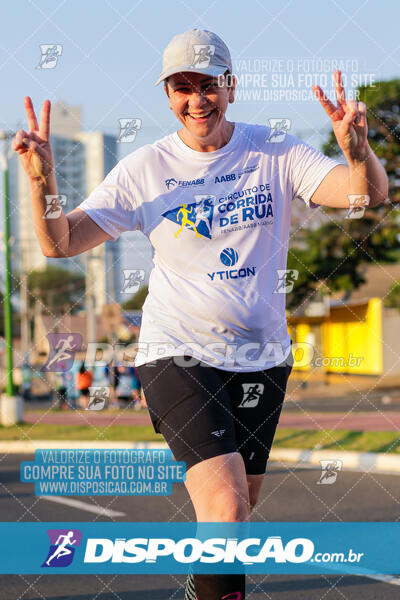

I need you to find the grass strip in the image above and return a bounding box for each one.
[0,424,399,453]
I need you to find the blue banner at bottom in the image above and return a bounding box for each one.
[0,522,399,575]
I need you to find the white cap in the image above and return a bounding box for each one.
[155,29,232,86]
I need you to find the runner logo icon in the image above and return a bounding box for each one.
[42,529,82,567]
[121,269,145,294]
[239,384,264,408]
[87,386,109,411]
[190,44,215,68]
[317,460,343,485]
[274,269,299,294]
[42,333,82,372]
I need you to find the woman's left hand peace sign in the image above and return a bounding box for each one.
[313,69,368,162]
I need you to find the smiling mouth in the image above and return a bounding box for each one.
[186,109,215,122]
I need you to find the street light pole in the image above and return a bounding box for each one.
[85,251,97,352]
[0,133,15,396]
[20,268,30,364]
[0,131,23,425]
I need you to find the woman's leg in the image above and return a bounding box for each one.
[137,358,248,599]
[246,473,265,512]
[184,451,250,522]
[185,360,292,597]
[185,452,249,599]
[184,470,264,600]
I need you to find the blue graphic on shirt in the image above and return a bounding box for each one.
[220,248,238,266]
[163,196,214,239]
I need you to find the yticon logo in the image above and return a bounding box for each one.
[83,536,314,564]
[42,529,82,567]
[208,248,256,281]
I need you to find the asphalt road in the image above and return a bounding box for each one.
[0,454,399,599]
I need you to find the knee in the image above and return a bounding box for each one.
[209,495,250,522]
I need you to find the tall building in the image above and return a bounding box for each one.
[7,100,121,314]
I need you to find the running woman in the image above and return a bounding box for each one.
[13,28,387,600]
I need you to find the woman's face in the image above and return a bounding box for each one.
[165,71,235,142]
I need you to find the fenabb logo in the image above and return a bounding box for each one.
[207,248,256,282]
[165,178,177,189]
[83,535,314,564]
[165,177,205,189]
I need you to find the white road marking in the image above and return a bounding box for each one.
[269,461,400,476]
[362,574,400,585]
[307,561,400,587]
[41,495,125,517]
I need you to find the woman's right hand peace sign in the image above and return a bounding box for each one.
[12,97,54,185]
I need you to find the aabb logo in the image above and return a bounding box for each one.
[42,529,82,567]
[215,173,236,184]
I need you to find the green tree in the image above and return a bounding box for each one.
[122,285,148,310]
[286,78,400,311]
[321,78,400,262]
[27,266,85,315]
[384,279,400,311]
[0,276,21,337]
[323,78,400,205]
[287,226,369,311]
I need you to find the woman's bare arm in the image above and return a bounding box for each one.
[13,97,112,258]
[64,208,113,257]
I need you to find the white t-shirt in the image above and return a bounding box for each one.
[78,122,340,372]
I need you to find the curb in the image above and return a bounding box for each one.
[1,441,400,474]
[269,448,400,474]
[0,441,168,452]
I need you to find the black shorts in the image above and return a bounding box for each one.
[136,352,293,475]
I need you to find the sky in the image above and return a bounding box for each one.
[2,0,400,151]
[1,0,400,287]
